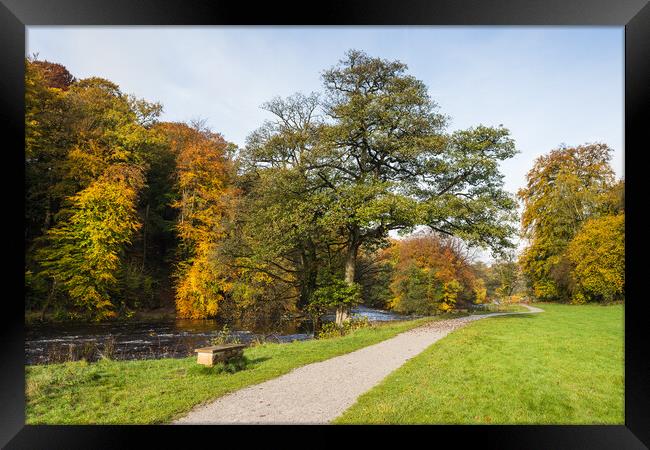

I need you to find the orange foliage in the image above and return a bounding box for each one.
[160,123,238,318]
[384,232,479,313]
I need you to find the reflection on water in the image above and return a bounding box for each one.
[25,306,408,365]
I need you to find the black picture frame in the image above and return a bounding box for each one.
[1,1,648,448]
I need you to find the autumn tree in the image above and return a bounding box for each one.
[25,59,73,246]
[26,59,167,317]
[35,165,145,319]
[518,143,618,301]
[31,59,76,90]
[567,213,624,303]
[169,122,237,319]
[386,232,479,315]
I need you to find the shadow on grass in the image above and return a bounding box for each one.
[488,313,539,320]
[187,355,271,376]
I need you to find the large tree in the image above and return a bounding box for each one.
[240,51,518,325]
[314,50,518,324]
[169,122,238,319]
[234,93,330,311]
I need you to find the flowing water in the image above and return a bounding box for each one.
[25,306,408,365]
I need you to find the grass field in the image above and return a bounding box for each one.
[335,303,624,424]
[26,316,434,424]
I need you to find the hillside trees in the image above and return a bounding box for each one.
[28,69,165,315]
[26,58,181,318]
[25,59,74,246]
[35,165,145,319]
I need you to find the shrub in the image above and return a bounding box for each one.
[210,324,241,345]
[316,317,370,339]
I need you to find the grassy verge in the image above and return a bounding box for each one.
[26,317,434,424]
[469,303,530,314]
[334,303,623,424]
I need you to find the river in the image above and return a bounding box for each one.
[25,306,409,365]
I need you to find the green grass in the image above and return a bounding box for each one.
[468,303,530,314]
[26,317,434,424]
[334,303,624,424]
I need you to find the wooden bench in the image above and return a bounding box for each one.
[194,344,246,367]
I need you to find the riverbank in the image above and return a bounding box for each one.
[26,316,436,424]
[25,305,179,325]
[25,305,414,365]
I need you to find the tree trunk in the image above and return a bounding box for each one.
[336,228,360,327]
[298,239,318,310]
[40,280,57,321]
[41,194,52,233]
[141,203,150,272]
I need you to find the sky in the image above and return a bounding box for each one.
[27,26,624,261]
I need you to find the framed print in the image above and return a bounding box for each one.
[1,0,648,448]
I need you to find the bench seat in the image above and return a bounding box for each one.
[194,344,246,367]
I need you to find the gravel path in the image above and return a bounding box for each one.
[174,304,543,424]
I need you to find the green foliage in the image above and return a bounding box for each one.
[308,277,362,316]
[210,324,242,345]
[391,263,442,315]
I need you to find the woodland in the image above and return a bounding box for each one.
[24,50,625,326]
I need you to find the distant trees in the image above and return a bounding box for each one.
[518,144,624,303]
[386,233,481,314]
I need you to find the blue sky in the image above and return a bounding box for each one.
[27,26,624,260]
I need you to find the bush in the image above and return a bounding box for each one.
[316,317,370,339]
[210,324,241,345]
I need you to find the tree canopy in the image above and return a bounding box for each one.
[236,50,519,324]
[518,143,624,303]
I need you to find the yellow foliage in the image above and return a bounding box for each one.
[163,123,238,319]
